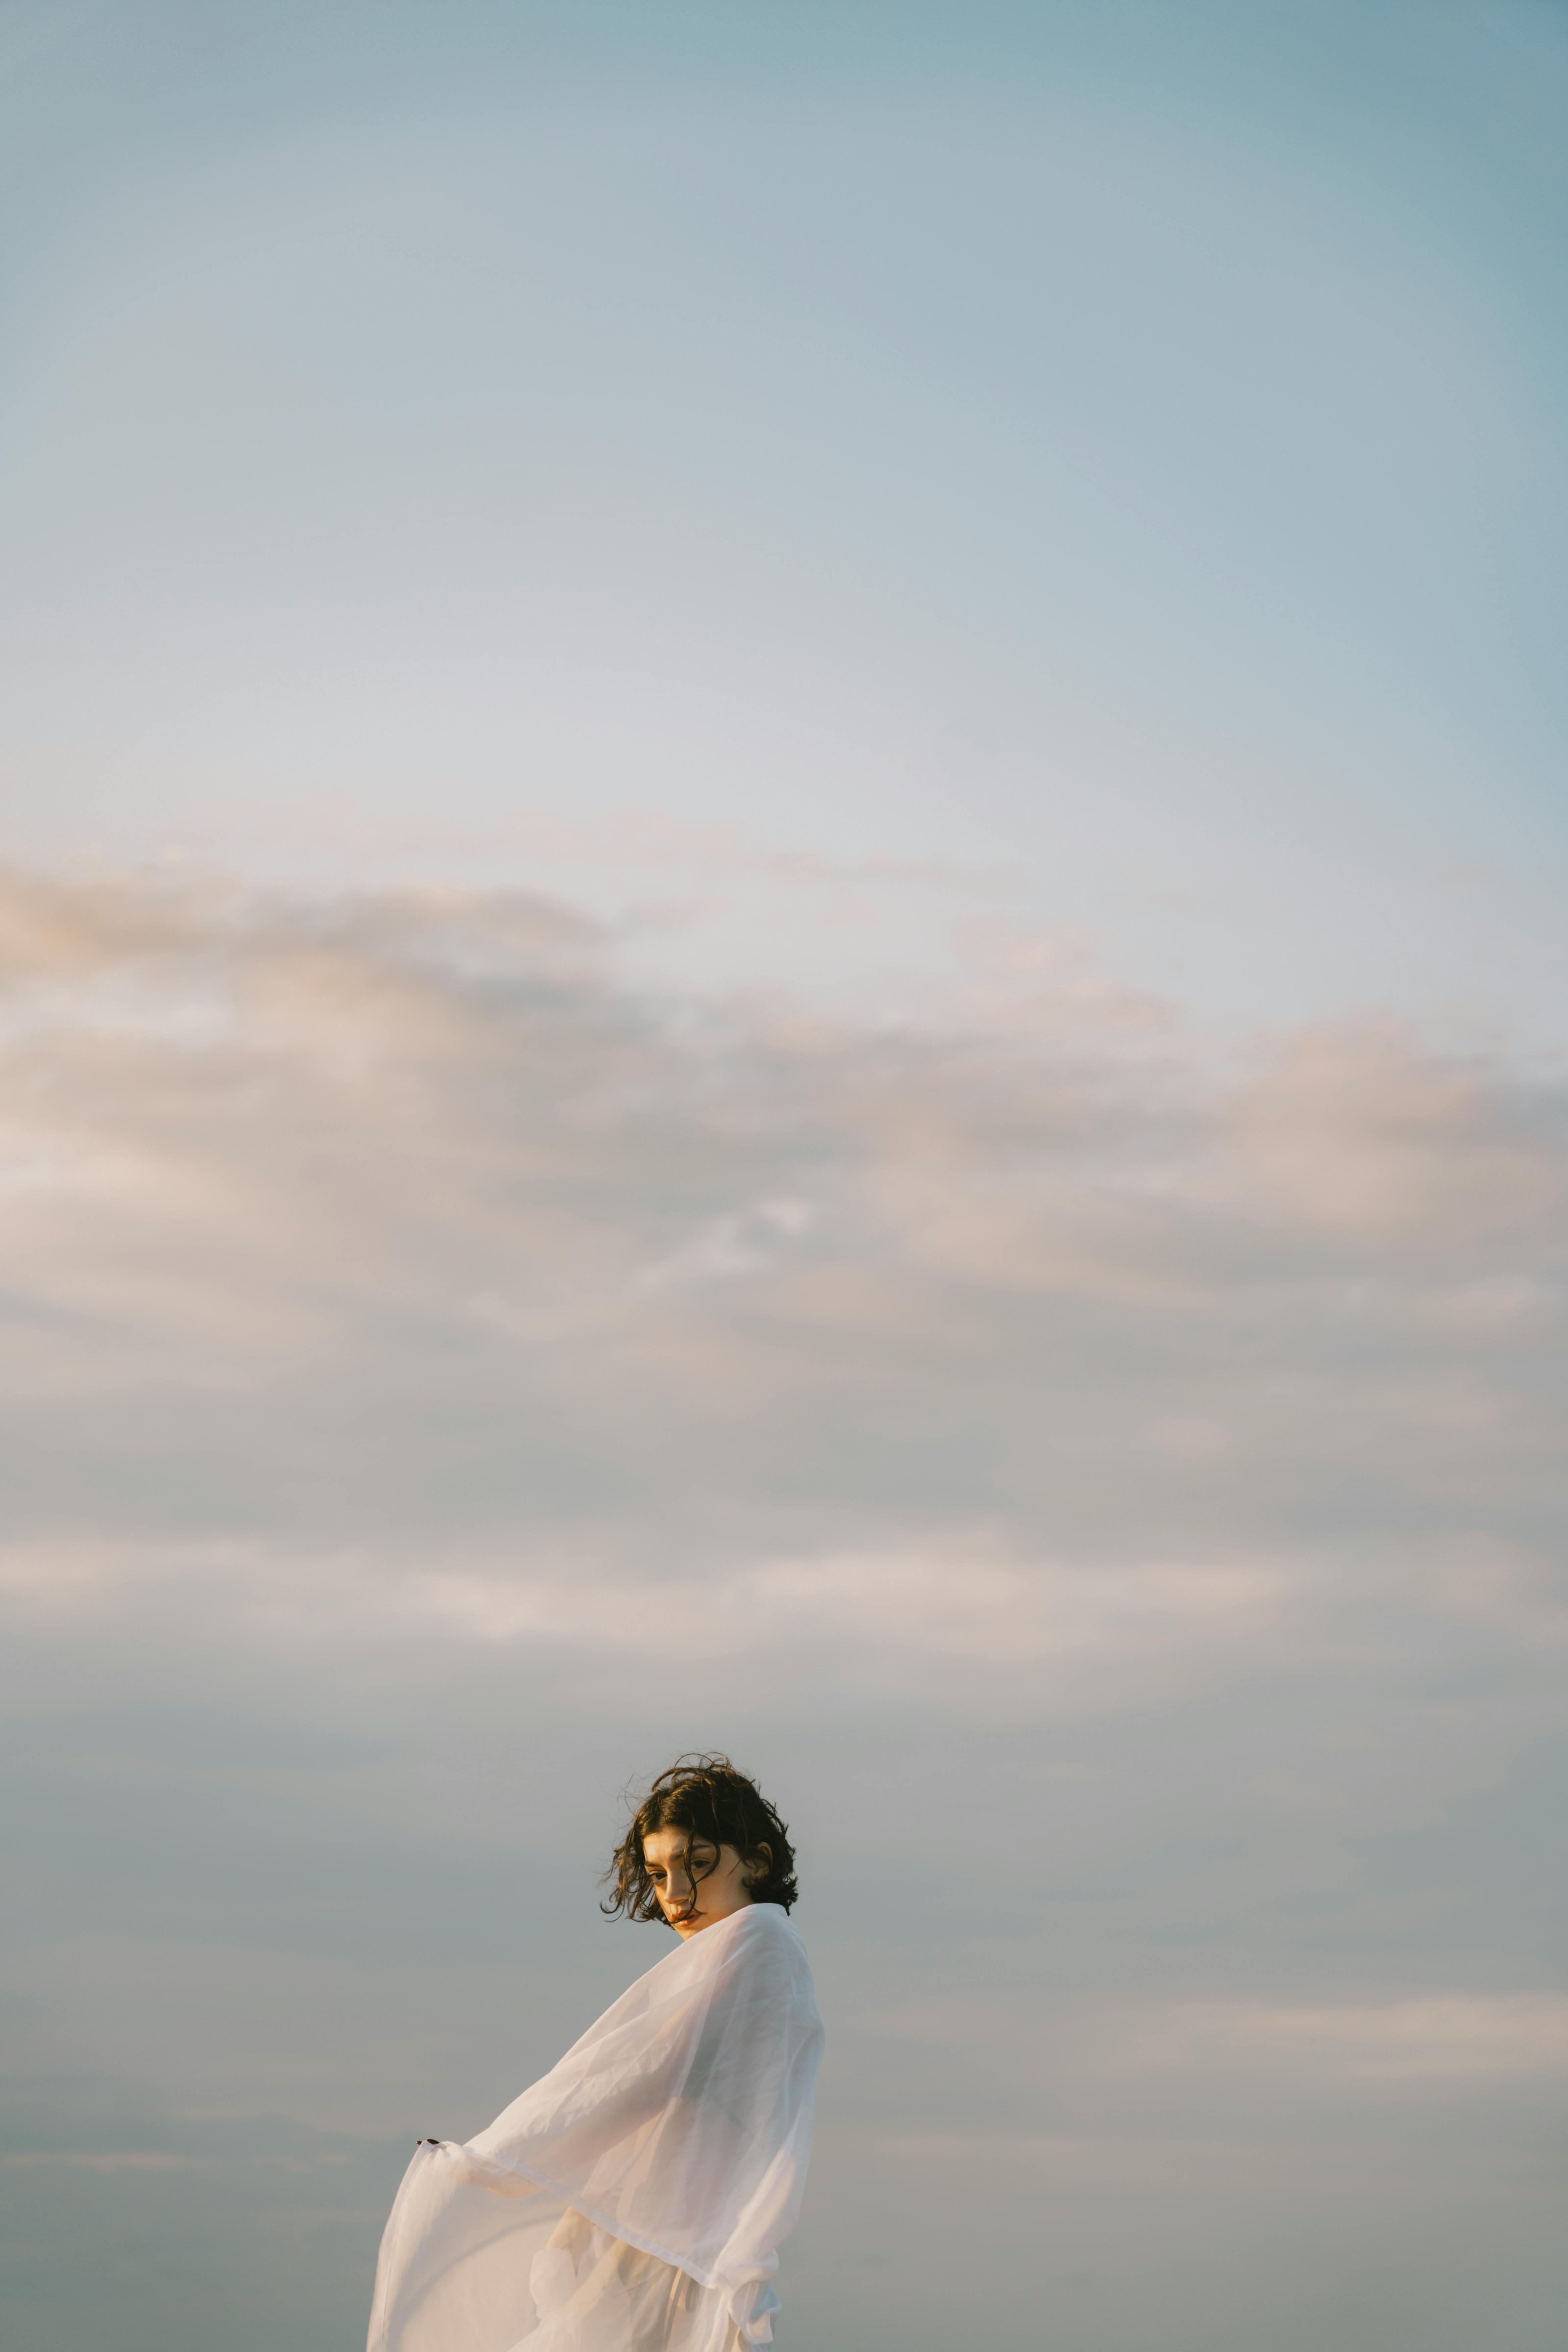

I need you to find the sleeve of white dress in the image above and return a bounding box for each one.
[366,1904,824,2352]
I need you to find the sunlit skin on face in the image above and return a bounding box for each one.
[642,1827,771,1939]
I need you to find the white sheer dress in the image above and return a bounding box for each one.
[367,1903,823,2352]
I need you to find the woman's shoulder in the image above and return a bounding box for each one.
[726,1899,806,1950]
[747,1900,806,1947]
[729,1903,817,1995]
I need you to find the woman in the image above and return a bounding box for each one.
[367,1756,823,2352]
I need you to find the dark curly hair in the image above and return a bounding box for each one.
[602,1753,798,1923]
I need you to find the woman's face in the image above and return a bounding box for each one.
[641,1826,764,1938]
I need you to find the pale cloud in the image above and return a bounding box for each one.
[846,1988,1568,2101]
[1222,1023,1566,1248]
[387,1544,1285,1671]
[0,857,1562,1644]
[1173,1995,1568,2078]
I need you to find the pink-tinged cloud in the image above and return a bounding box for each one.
[0,859,1562,1671]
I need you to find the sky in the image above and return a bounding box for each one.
[1,5,1566,2350]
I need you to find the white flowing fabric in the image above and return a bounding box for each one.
[367,1904,823,2352]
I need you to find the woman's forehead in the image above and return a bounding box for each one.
[643,1824,716,1857]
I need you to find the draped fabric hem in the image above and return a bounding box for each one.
[431,2142,781,2344]
[365,2144,426,2351]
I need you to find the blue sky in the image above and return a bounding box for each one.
[4,0,1567,1032]
[2,8,1566,2352]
